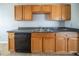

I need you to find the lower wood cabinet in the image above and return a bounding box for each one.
[8,32,15,52]
[31,32,55,53]
[56,38,67,53]
[8,32,79,54]
[43,37,55,53]
[31,37,42,53]
[68,38,78,53]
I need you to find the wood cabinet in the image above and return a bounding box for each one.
[31,32,55,53]
[8,32,15,52]
[43,37,55,53]
[15,4,71,21]
[49,4,71,20]
[56,38,67,53]
[41,5,51,13]
[56,32,79,53]
[15,5,23,20]
[68,38,78,53]
[62,4,71,20]
[15,5,32,21]
[56,32,67,53]
[31,37,42,53]
[32,5,41,13]
[67,32,79,53]
[23,5,32,20]
[32,5,51,13]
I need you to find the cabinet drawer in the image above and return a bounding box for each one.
[8,33,15,38]
[31,33,43,38]
[66,32,79,38]
[45,33,55,38]
[56,32,67,38]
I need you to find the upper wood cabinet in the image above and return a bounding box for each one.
[32,5,51,13]
[15,5,32,21]
[41,5,51,13]
[32,5,41,13]
[23,5,32,20]
[62,4,71,20]
[49,4,71,20]
[15,4,71,21]
[15,5,23,20]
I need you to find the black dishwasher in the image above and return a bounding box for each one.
[15,33,31,53]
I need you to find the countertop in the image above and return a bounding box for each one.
[7,27,79,33]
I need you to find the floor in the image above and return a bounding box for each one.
[0,43,78,56]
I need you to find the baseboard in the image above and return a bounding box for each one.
[0,41,7,44]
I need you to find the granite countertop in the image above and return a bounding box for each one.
[7,27,79,33]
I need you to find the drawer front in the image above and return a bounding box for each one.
[45,33,55,38]
[66,32,79,38]
[56,32,67,38]
[31,33,43,38]
[8,33,15,38]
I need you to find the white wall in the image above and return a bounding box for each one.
[0,3,62,42]
[0,3,79,42]
[65,4,79,28]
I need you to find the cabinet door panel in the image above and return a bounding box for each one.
[42,5,51,13]
[68,38,78,53]
[43,37,55,53]
[50,5,62,20]
[23,5,32,20]
[56,38,67,53]
[62,4,71,20]
[32,5,41,13]
[31,38,42,53]
[15,5,23,20]
[8,33,15,52]
[9,38,15,51]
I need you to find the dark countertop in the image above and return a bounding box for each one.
[7,27,79,33]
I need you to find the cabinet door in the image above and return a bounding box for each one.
[56,38,67,53]
[68,38,78,53]
[15,5,23,20]
[62,4,71,20]
[41,5,51,13]
[49,4,62,20]
[23,5,32,20]
[31,37,42,53]
[43,37,55,53]
[8,33,15,52]
[32,5,41,13]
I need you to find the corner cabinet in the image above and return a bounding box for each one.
[49,4,71,20]
[15,5,32,21]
